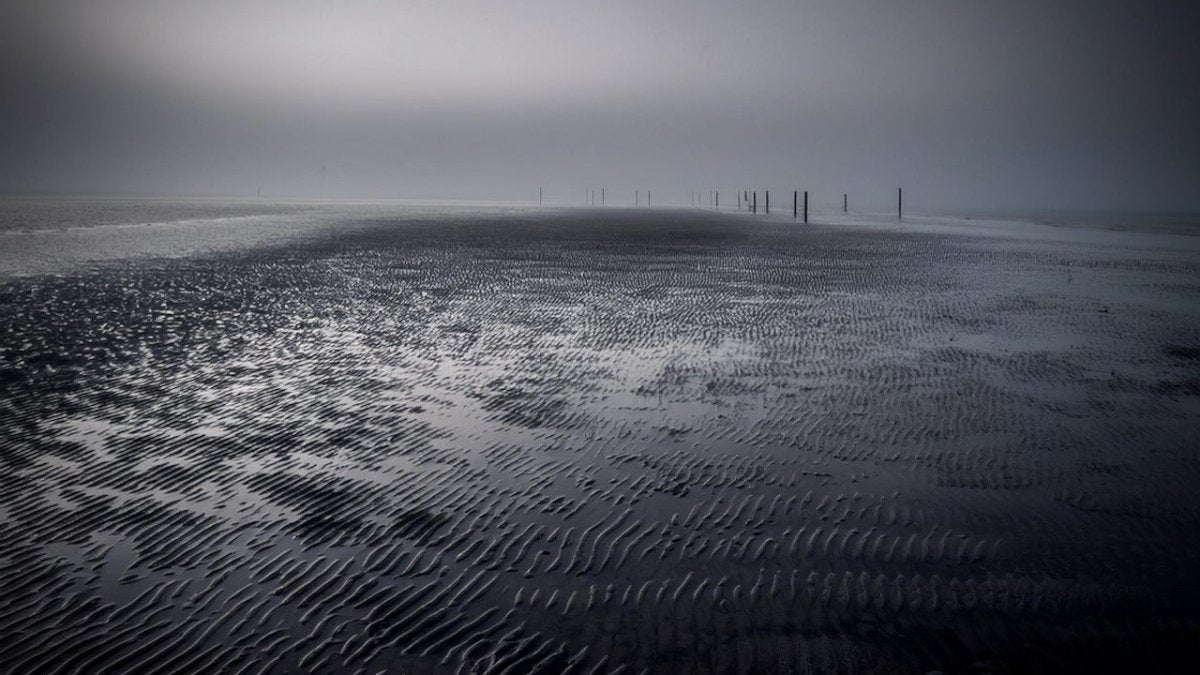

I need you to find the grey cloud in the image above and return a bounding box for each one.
[2,0,1197,210]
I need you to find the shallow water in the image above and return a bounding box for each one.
[1,206,1199,673]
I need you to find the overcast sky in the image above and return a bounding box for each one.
[2,0,1198,211]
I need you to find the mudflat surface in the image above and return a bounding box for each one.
[2,207,1199,673]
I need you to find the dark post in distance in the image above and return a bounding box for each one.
[898,188,902,220]
[793,190,797,219]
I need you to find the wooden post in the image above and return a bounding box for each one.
[843,193,847,213]
[648,190,651,207]
[766,190,770,214]
[737,191,741,210]
[602,188,605,206]
[716,191,719,208]
[898,188,902,220]
[793,190,797,219]
[804,191,808,224]
[539,187,543,205]
[752,191,757,214]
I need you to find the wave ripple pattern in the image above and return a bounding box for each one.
[2,210,1199,673]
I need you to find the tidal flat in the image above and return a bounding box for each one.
[2,204,1198,673]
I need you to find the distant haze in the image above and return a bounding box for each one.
[3,0,1198,211]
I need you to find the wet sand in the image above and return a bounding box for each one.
[1,206,1199,673]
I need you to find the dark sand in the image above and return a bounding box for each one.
[1,207,1199,673]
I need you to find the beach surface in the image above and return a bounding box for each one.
[2,202,1199,673]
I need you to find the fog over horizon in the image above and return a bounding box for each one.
[3,0,1198,213]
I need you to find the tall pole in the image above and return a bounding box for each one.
[602,188,605,206]
[715,191,719,209]
[539,187,543,205]
[793,190,797,219]
[636,190,639,206]
[843,193,847,213]
[738,191,741,210]
[648,190,651,207]
[898,188,903,220]
[804,191,808,224]
[766,190,770,214]
[753,191,757,214]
